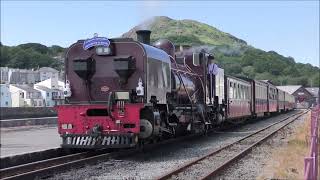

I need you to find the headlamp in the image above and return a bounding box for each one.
[96,46,111,55]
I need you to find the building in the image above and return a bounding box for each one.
[0,67,60,85]
[8,68,40,84]
[305,87,319,107]
[9,84,44,107]
[34,78,64,106]
[39,67,59,82]
[35,78,65,90]
[34,85,63,106]
[277,85,314,108]
[0,67,9,83]
[0,84,12,107]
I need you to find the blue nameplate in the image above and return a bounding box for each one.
[83,37,110,50]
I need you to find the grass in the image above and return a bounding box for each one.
[257,111,312,180]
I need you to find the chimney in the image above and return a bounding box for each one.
[136,30,151,45]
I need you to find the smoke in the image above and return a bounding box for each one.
[183,44,244,57]
[137,17,156,30]
[137,1,163,30]
[215,44,243,56]
[189,45,216,53]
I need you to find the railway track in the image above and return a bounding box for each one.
[0,149,116,180]
[157,110,308,180]
[0,131,200,180]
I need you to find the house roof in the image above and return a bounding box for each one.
[305,87,319,97]
[11,84,41,93]
[276,85,303,95]
[39,67,58,73]
[261,80,276,85]
[35,85,52,92]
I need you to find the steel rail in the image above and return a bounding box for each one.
[157,110,308,180]
[0,150,112,180]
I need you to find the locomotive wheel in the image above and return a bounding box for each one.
[139,119,153,139]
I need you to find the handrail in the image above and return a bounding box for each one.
[304,105,319,180]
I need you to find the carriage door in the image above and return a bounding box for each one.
[227,79,236,118]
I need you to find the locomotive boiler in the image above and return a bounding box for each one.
[57,30,226,148]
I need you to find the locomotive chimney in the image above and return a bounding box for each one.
[136,30,151,45]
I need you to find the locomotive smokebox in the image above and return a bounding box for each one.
[136,30,151,45]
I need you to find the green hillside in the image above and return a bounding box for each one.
[0,42,64,70]
[122,16,247,47]
[122,16,319,87]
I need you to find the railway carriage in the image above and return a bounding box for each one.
[225,76,252,119]
[267,83,278,113]
[284,92,295,110]
[277,89,285,112]
[253,80,268,117]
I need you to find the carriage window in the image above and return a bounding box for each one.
[243,86,245,99]
[240,85,243,99]
[246,86,248,99]
[236,84,240,99]
[234,83,237,99]
[242,86,245,99]
[229,82,233,98]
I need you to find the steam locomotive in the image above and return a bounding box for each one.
[56,30,295,148]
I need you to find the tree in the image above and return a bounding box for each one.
[242,66,255,78]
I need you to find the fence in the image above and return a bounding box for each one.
[304,105,319,180]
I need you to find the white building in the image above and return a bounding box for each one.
[0,84,12,107]
[0,67,9,83]
[0,67,60,85]
[39,67,59,82]
[9,84,44,107]
[34,85,64,107]
[34,78,64,106]
[8,68,40,84]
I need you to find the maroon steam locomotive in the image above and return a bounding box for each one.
[56,30,295,149]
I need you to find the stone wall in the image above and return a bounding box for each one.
[0,107,57,119]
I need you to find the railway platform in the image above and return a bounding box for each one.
[1,125,60,157]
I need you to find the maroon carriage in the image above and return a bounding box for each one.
[284,92,295,110]
[224,76,252,119]
[267,83,278,113]
[277,89,285,112]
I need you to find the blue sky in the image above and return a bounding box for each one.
[1,1,319,66]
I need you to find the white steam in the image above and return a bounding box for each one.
[137,1,163,30]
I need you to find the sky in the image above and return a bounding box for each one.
[1,1,319,67]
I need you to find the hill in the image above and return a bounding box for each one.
[122,16,319,87]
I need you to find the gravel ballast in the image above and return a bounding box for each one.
[213,111,308,180]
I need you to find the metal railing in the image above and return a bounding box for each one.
[304,105,319,180]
